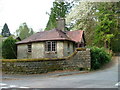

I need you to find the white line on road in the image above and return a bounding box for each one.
[9,85,18,88]
[0,82,29,89]
[115,82,120,87]
[0,83,7,86]
[19,86,29,88]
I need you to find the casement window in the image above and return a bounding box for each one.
[45,41,57,52]
[27,44,32,52]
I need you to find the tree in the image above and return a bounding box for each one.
[16,23,34,40]
[94,2,117,49]
[1,23,11,37]
[110,2,120,52]
[66,2,97,46]
[45,1,72,30]
[66,1,119,51]
[0,35,2,59]
[2,36,17,59]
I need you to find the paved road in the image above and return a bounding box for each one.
[1,56,119,88]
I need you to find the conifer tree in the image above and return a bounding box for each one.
[1,23,11,37]
[45,1,72,30]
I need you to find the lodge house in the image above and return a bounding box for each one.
[16,18,86,59]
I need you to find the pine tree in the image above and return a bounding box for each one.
[45,1,71,30]
[94,2,117,49]
[1,23,11,37]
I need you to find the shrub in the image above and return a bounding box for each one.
[90,46,111,70]
[2,36,17,59]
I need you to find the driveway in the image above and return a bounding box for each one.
[1,56,119,88]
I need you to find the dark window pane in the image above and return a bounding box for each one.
[48,42,51,51]
[52,42,56,51]
[45,41,56,52]
[28,44,32,52]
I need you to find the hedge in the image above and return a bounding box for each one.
[90,46,112,70]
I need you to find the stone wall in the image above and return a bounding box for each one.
[17,44,28,59]
[17,41,75,59]
[2,48,91,74]
[63,41,74,57]
[32,42,45,58]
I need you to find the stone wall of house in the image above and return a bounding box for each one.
[63,41,74,57]
[17,42,45,59]
[17,44,28,59]
[2,48,91,74]
[17,41,75,59]
[57,41,64,58]
[32,42,45,58]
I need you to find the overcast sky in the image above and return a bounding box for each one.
[0,0,54,34]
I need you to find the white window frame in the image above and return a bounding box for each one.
[45,41,57,52]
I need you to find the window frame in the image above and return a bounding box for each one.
[27,44,32,53]
[45,41,57,52]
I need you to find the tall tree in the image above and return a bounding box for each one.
[66,2,97,46]
[45,1,72,30]
[66,1,119,52]
[16,23,34,40]
[1,23,11,37]
[110,2,120,52]
[94,2,117,49]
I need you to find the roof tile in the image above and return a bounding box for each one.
[16,29,84,44]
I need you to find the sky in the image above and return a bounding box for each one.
[0,0,55,34]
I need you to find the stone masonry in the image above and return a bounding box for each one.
[2,48,91,74]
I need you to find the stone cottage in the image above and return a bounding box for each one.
[16,19,86,59]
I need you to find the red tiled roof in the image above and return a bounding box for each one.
[67,30,84,43]
[16,29,84,44]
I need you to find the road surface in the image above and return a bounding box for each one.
[1,56,119,88]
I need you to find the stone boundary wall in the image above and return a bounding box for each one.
[2,48,91,74]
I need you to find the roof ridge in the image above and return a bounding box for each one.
[56,29,71,39]
[55,29,63,38]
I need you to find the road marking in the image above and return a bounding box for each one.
[9,85,18,88]
[115,82,120,87]
[19,86,29,88]
[0,82,29,89]
[0,83,7,86]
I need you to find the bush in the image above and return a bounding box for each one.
[90,46,111,70]
[2,36,17,59]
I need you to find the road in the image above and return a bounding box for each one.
[1,56,119,88]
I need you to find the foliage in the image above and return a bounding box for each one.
[110,2,120,53]
[1,23,11,37]
[66,2,120,52]
[0,37,2,59]
[16,22,34,40]
[45,1,72,30]
[2,36,17,59]
[94,2,117,49]
[66,2,97,46]
[111,34,120,53]
[90,46,111,70]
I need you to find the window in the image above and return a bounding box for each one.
[67,43,70,54]
[68,43,70,51]
[45,41,56,52]
[27,44,32,52]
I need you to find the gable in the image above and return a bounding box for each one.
[67,30,84,43]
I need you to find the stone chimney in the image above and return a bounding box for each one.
[56,18,65,31]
